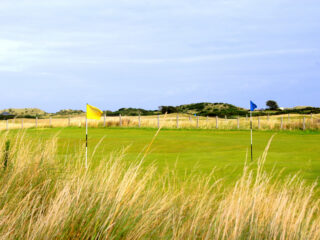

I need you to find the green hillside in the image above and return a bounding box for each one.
[179,102,247,116]
[55,109,85,116]
[159,102,247,117]
[161,102,320,117]
[0,108,47,116]
[105,108,159,116]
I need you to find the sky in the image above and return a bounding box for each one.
[0,0,319,112]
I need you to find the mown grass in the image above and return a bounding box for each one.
[14,127,320,185]
[0,131,319,239]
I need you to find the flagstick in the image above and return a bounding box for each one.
[85,116,88,169]
[250,111,253,161]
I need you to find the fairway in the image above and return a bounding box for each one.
[21,127,320,184]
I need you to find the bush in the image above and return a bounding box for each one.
[159,106,178,114]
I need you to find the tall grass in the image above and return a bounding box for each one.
[0,132,319,239]
[1,114,320,131]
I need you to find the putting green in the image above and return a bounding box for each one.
[17,127,320,184]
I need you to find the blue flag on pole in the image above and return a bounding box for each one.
[250,101,257,111]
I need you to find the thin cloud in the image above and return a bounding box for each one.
[82,48,318,64]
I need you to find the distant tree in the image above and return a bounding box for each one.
[103,110,113,115]
[266,100,279,110]
[159,106,178,114]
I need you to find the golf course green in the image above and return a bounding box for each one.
[18,127,320,184]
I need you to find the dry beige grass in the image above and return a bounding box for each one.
[0,132,319,239]
[0,113,319,131]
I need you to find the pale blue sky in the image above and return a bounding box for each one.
[0,0,319,112]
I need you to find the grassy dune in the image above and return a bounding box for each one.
[0,131,319,239]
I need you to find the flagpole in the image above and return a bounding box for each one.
[85,113,88,169]
[250,111,253,161]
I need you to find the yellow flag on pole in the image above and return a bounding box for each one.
[86,104,103,120]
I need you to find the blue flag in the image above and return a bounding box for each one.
[250,101,257,111]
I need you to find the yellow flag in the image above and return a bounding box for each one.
[86,104,103,120]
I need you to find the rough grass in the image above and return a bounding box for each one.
[0,132,319,239]
[1,113,320,131]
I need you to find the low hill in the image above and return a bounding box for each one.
[55,109,85,115]
[0,108,46,116]
[160,102,248,117]
[179,102,246,114]
[291,106,313,110]
[105,108,159,116]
